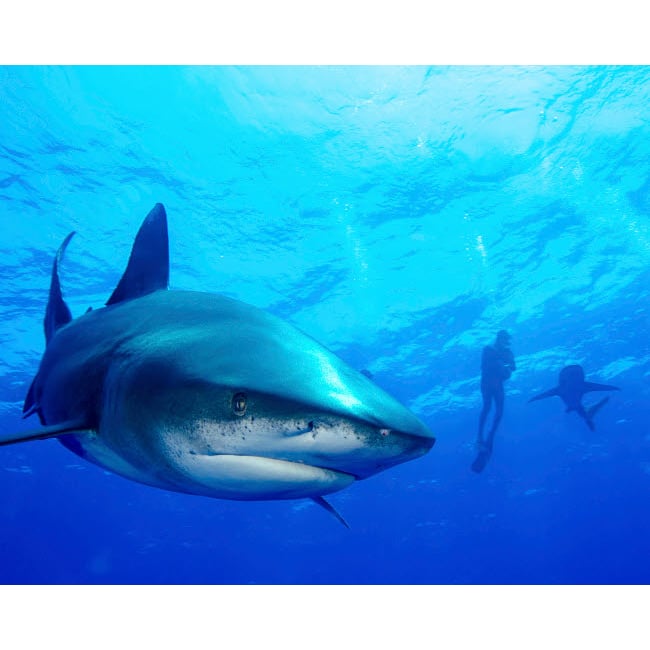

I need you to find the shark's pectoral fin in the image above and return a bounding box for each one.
[106,203,169,306]
[528,387,559,403]
[311,495,350,528]
[583,381,620,393]
[0,419,91,447]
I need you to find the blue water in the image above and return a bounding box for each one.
[1,65,649,585]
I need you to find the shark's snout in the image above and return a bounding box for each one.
[365,427,436,475]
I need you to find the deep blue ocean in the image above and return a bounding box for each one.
[1,65,649,585]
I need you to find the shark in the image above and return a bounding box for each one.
[1,204,435,526]
[528,364,619,431]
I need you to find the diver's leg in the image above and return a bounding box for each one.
[478,385,492,445]
[472,387,494,472]
[486,384,504,451]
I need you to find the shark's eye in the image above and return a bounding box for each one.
[232,392,247,416]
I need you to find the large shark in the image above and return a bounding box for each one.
[528,364,619,431]
[1,204,435,526]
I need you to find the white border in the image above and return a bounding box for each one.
[1,1,648,64]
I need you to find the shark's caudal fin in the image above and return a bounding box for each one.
[23,231,76,421]
[44,231,75,345]
[23,204,169,422]
[586,396,610,424]
[106,203,169,306]
[0,419,90,447]
[22,378,43,422]
[528,387,559,403]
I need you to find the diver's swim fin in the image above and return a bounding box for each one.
[0,419,90,447]
[311,496,350,528]
[471,444,492,474]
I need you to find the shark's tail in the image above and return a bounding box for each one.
[22,203,170,426]
[44,231,75,345]
[22,231,76,422]
[585,396,610,430]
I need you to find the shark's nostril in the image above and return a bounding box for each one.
[283,420,315,437]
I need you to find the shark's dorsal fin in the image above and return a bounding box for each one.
[106,203,169,306]
[0,419,91,447]
[44,231,75,345]
[311,496,350,529]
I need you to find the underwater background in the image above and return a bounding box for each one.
[1,65,649,585]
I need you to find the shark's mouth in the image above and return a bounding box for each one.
[173,452,356,501]
[164,409,435,485]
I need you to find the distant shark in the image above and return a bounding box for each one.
[528,364,619,431]
[1,204,435,526]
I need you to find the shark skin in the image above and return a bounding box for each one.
[2,204,435,525]
[529,364,620,431]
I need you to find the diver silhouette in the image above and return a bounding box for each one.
[472,329,516,473]
[528,364,619,431]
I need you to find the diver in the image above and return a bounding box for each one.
[472,329,516,473]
